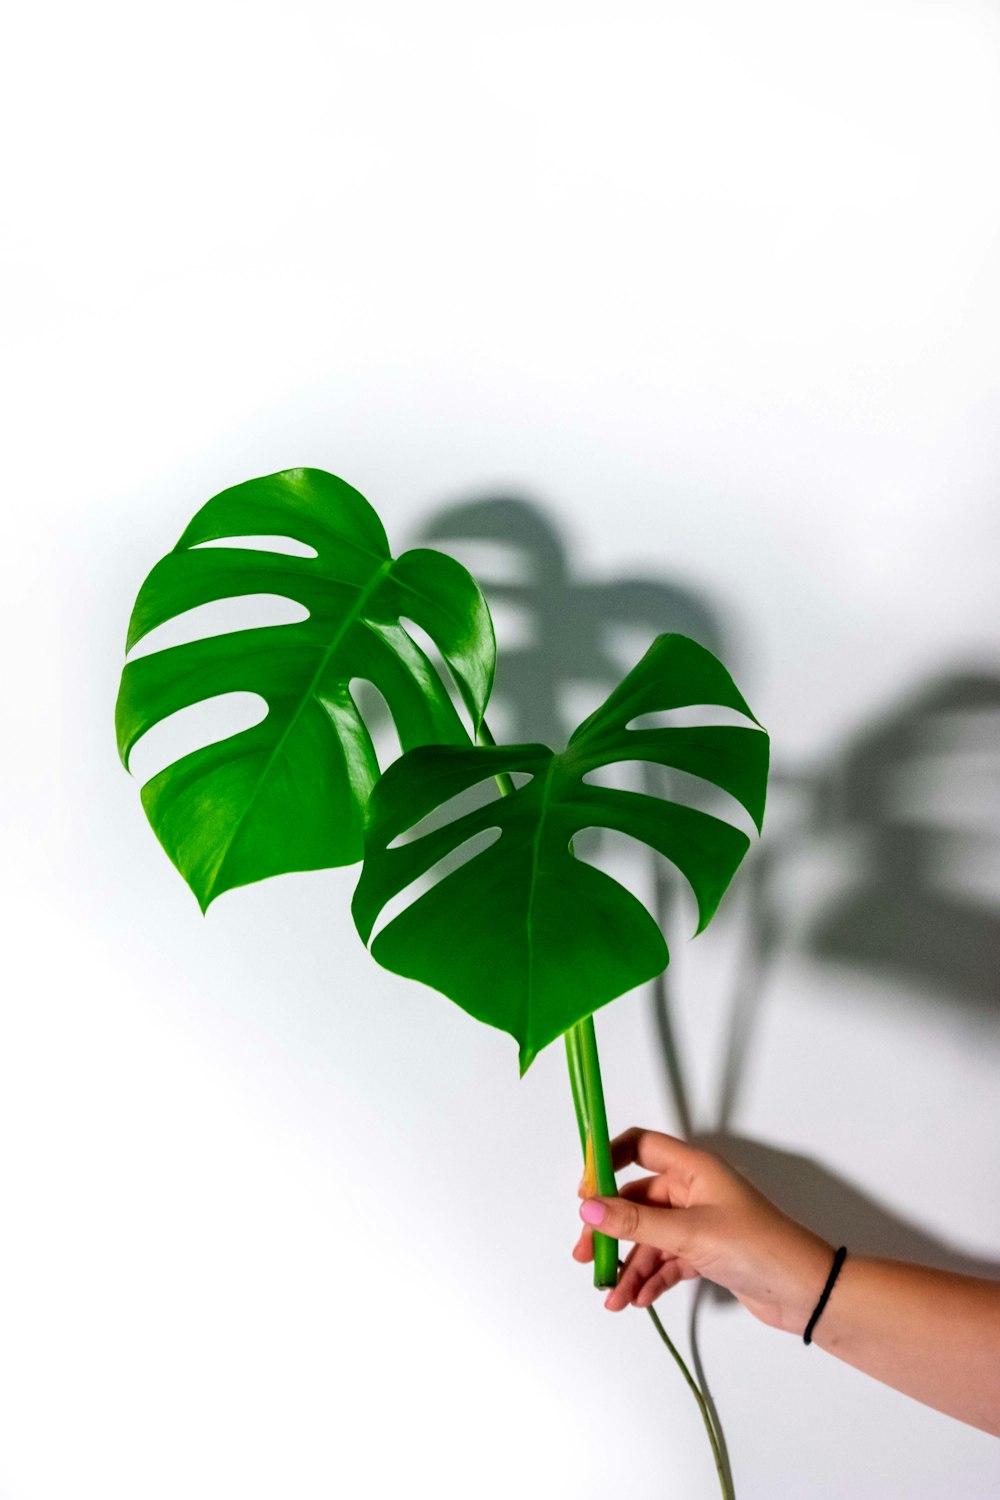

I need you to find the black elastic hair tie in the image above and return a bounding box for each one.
[803,1246,847,1345]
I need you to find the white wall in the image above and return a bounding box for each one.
[3,4,999,1496]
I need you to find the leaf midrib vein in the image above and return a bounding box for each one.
[206,557,395,894]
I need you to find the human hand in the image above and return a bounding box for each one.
[575,1126,835,1333]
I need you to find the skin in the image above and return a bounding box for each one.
[575,1126,1000,1439]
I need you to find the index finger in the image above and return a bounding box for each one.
[610,1127,702,1178]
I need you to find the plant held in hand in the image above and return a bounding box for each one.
[116,468,768,1500]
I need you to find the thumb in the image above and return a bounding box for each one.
[580,1194,705,1259]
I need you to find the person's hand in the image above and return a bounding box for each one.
[575,1126,835,1333]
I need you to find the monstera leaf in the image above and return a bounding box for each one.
[353,634,768,1073]
[116,468,495,910]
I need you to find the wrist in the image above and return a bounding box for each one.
[776,1223,839,1336]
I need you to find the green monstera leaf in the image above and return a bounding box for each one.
[116,467,495,910]
[353,634,768,1073]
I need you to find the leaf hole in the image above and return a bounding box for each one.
[399,617,466,722]
[627,704,756,731]
[127,692,268,787]
[570,826,702,937]
[581,763,758,839]
[399,615,506,730]
[192,534,318,558]
[348,678,401,774]
[387,777,504,848]
[369,827,503,942]
[127,594,309,661]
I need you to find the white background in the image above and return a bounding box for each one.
[3,3,999,1496]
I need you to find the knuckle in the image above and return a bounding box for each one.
[613,1197,641,1239]
[691,1145,734,1191]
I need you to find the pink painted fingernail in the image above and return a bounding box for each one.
[580,1199,606,1225]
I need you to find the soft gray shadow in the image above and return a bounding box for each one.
[418,495,727,748]
[414,491,1000,1172]
[412,489,1000,1407]
[806,671,1000,1017]
[417,493,733,1136]
[695,1131,1000,1302]
[416,490,744,1476]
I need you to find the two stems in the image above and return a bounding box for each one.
[479,718,733,1497]
[566,1014,735,1499]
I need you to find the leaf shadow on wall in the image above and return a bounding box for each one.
[415,491,1000,1293]
[703,670,1000,1298]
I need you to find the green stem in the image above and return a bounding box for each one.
[689,1281,736,1497]
[475,718,516,796]
[478,717,617,1288]
[479,717,730,1492]
[645,1302,734,1500]
[577,1014,619,1289]
[564,1026,589,1154]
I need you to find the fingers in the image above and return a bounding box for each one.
[604,1244,661,1311]
[574,1184,682,1268]
[609,1126,705,1178]
[579,1191,706,1259]
[574,1231,696,1311]
[633,1259,689,1307]
[573,1127,717,1285]
[572,1225,594,1263]
[618,1173,674,1206]
[578,1172,663,1203]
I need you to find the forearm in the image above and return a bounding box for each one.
[810,1256,1000,1437]
[576,1130,1000,1438]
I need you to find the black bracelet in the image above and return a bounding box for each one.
[803,1246,847,1345]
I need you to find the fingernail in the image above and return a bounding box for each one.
[580,1199,606,1225]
